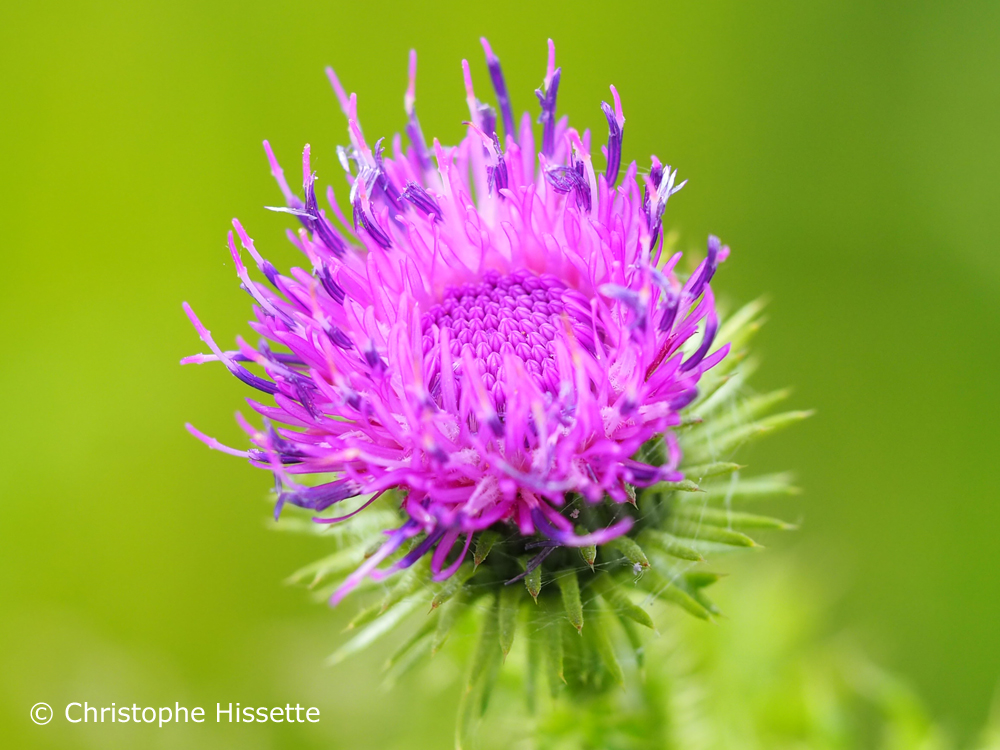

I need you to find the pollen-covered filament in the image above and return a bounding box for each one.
[421,269,591,411]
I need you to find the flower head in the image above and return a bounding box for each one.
[183,39,733,605]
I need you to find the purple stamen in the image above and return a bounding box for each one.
[545,166,581,194]
[223,351,304,366]
[480,38,516,141]
[668,388,699,411]
[363,341,387,374]
[397,528,447,569]
[373,138,405,212]
[275,478,360,518]
[248,448,303,465]
[323,321,354,350]
[658,286,680,333]
[545,164,590,211]
[621,459,670,486]
[402,181,442,219]
[642,156,663,219]
[680,309,718,372]
[303,178,347,257]
[488,134,508,195]
[535,67,561,158]
[687,235,721,300]
[601,85,625,186]
[311,490,385,524]
[405,116,433,173]
[404,50,434,172]
[645,162,686,250]
[352,197,392,249]
[478,103,497,139]
[318,265,346,304]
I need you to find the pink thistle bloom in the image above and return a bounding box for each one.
[183,40,730,604]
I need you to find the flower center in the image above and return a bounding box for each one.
[423,269,574,408]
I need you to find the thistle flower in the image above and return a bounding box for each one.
[184,39,729,597]
[184,39,808,741]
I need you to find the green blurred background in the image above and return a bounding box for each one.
[2,0,999,747]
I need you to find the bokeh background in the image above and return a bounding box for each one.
[2,0,999,747]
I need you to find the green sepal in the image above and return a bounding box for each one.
[674,505,795,530]
[382,636,433,691]
[697,388,794,448]
[721,314,766,357]
[380,559,429,613]
[432,586,469,654]
[473,529,500,569]
[431,562,475,609]
[680,462,743,481]
[687,373,732,413]
[346,562,426,630]
[677,413,704,428]
[591,573,655,629]
[605,535,650,569]
[690,410,813,461]
[308,573,382,604]
[461,595,501,716]
[286,545,367,588]
[693,360,758,417]
[384,610,439,670]
[640,568,712,620]
[522,558,543,601]
[561,618,586,685]
[455,693,473,750]
[479,631,502,714]
[556,572,585,632]
[653,479,701,493]
[363,536,387,559]
[701,471,800,502]
[584,604,625,687]
[537,601,564,697]
[684,570,722,589]
[466,595,499,691]
[525,620,540,714]
[640,529,705,562]
[498,583,522,659]
[345,600,383,631]
[676,571,723,616]
[576,525,597,569]
[716,297,768,348]
[615,611,645,669]
[730,388,793,426]
[706,297,767,367]
[692,370,745,419]
[273,507,399,542]
[668,520,759,547]
[689,588,721,617]
[328,595,424,665]
[456,599,497,750]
